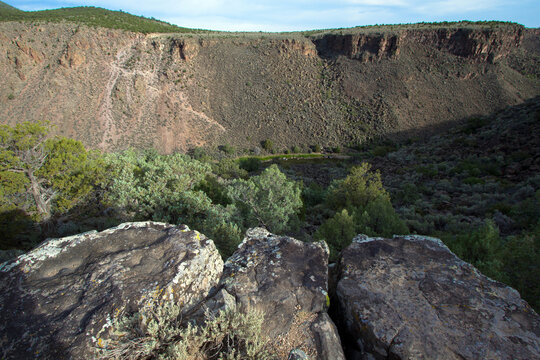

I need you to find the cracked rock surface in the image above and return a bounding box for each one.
[220,227,345,359]
[0,222,223,359]
[335,234,540,360]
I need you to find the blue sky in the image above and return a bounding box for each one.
[6,1,540,31]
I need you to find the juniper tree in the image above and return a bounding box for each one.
[0,121,96,219]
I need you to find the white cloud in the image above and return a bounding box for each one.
[341,0,409,6]
[413,0,503,15]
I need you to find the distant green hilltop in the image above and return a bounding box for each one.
[0,1,206,34]
[0,0,524,35]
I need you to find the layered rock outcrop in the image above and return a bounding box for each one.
[334,234,540,359]
[312,24,524,63]
[312,33,400,62]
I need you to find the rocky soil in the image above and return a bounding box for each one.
[0,22,538,153]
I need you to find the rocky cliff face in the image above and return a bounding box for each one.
[0,22,538,153]
[1,224,538,359]
[313,26,524,63]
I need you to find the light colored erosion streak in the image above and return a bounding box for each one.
[97,38,139,149]
[98,34,225,151]
[98,36,164,149]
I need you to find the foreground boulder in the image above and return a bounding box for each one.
[0,222,223,359]
[219,228,345,359]
[335,234,540,359]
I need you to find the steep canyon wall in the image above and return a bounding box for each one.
[0,22,538,153]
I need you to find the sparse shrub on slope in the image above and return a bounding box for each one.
[0,5,202,34]
[219,144,235,155]
[261,139,274,153]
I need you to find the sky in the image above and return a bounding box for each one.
[7,0,540,32]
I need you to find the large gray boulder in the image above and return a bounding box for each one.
[0,222,223,359]
[220,227,345,360]
[335,234,540,359]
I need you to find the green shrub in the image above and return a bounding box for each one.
[489,201,513,215]
[212,159,248,179]
[7,93,14,100]
[209,221,244,259]
[395,182,421,204]
[354,196,408,237]
[227,165,302,233]
[261,139,274,152]
[500,232,540,311]
[102,149,211,223]
[291,145,301,154]
[315,209,356,261]
[371,145,394,157]
[0,209,40,250]
[510,191,540,230]
[312,144,321,153]
[319,162,407,257]
[463,177,485,185]
[302,182,326,208]
[415,165,438,178]
[509,150,529,162]
[461,117,490,134]
[189,147,210,162]
[0,121,101,220]
[99,302,275,360]
[195,175,231,206]
[326,162,389,211]
[445,220,503,279]
[219,144,235,155]
[238,157,261,172]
